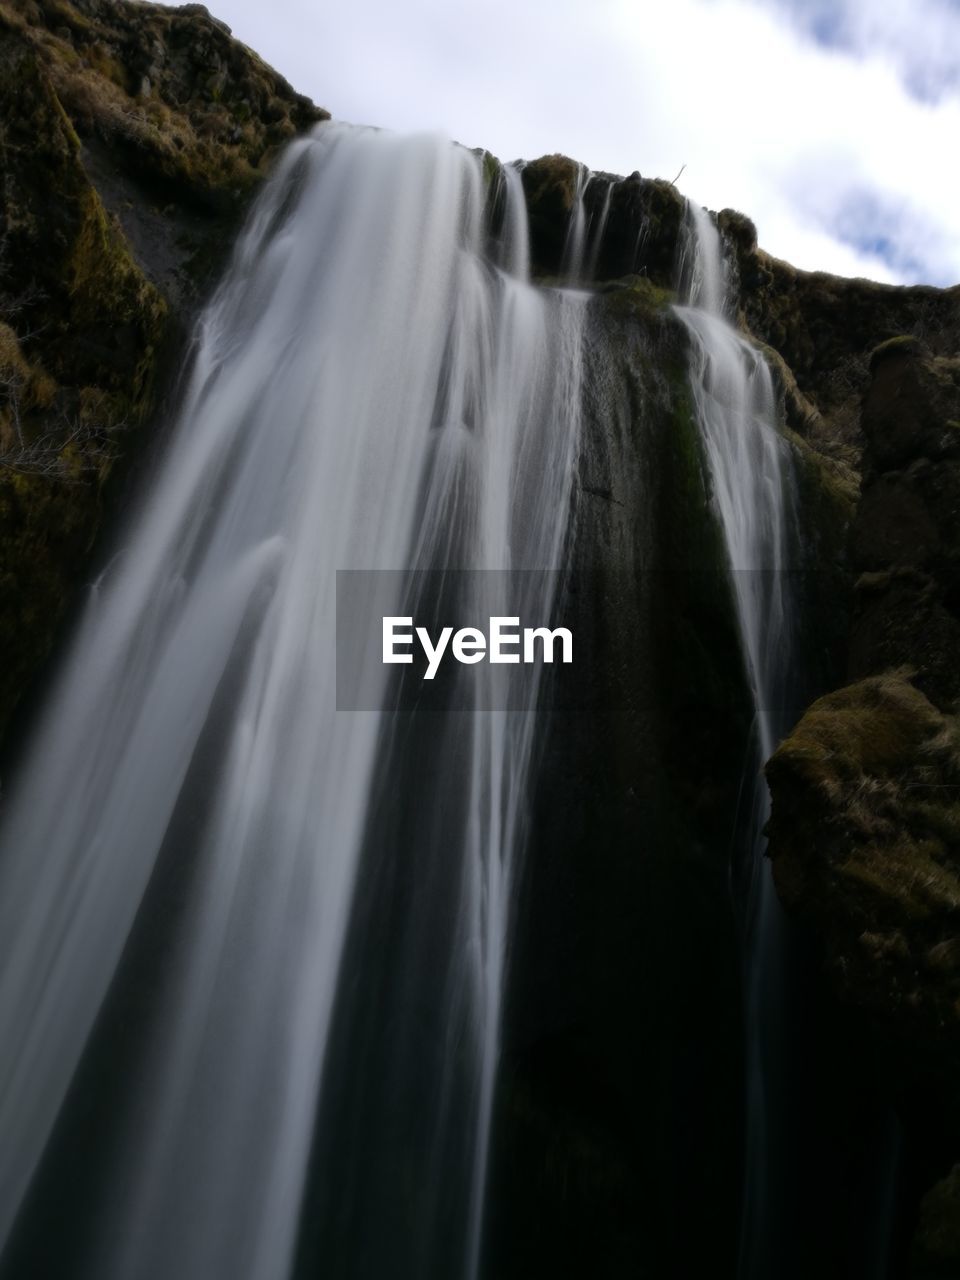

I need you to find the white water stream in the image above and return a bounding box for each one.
[0,129,810,1280]
[0,124,584,1280]
[676,199,797,1280]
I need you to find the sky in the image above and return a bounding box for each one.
[208,0,960,286]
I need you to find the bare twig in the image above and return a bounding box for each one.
[0,378,125,481]
[0,416,121,479]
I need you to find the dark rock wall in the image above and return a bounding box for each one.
[766,341,960,1276]
[486,288,752,1280]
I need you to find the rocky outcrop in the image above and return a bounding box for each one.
[767,674,960,1037]
[0,0,326,742]
[520,157,960,485]
[519,154,685,286]
[721,211,960,467]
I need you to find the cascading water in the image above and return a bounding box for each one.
[584,177,615,281]
[0,123,584,1280]
[676,201,794,764]
[675,200,798,1279]
[560,165,617,284]
[560,163,590,280]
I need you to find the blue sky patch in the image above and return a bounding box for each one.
[756,0,960,104]
[829,188,949,284]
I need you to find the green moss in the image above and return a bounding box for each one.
[717,207,757,256]
[480,148,500,190]
[522,153,580,209]
[520,153,582,275]
[767,672,960,948]
[69,189,161,315]
[911,800,960,847]
[841,840,960,922]
[645,178,684,224]
[774,674,946,784]
[794,443,857,539]
[598,275,674,318]
[915,1166,960,1267]
[83,41,129,91]
[868,333,927,370]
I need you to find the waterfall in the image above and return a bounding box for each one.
[584,177,615,281]
[560,162,590,280]
[560,168,615,284]
[674,200,797,1279]
[0,124,584,1280]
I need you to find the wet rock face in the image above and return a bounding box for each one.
[489,293,751,1280]
[520,154,684,286]
[0,0,326,743]
[593,173,684,286]
[520,153,581,274]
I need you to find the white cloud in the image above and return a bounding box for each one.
[211,0,960,285]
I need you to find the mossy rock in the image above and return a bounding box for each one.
[717,207,757,257]
[737,248,960,465]
[868,332,929,371]
[599,175,683,287]
[914,1165,960,1273]
[521,153,582,276]
[595,274,674,318]
[766,673,960,1036]
[519,152,685,287]
[0,0,326,744]
[862,344,960,472]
